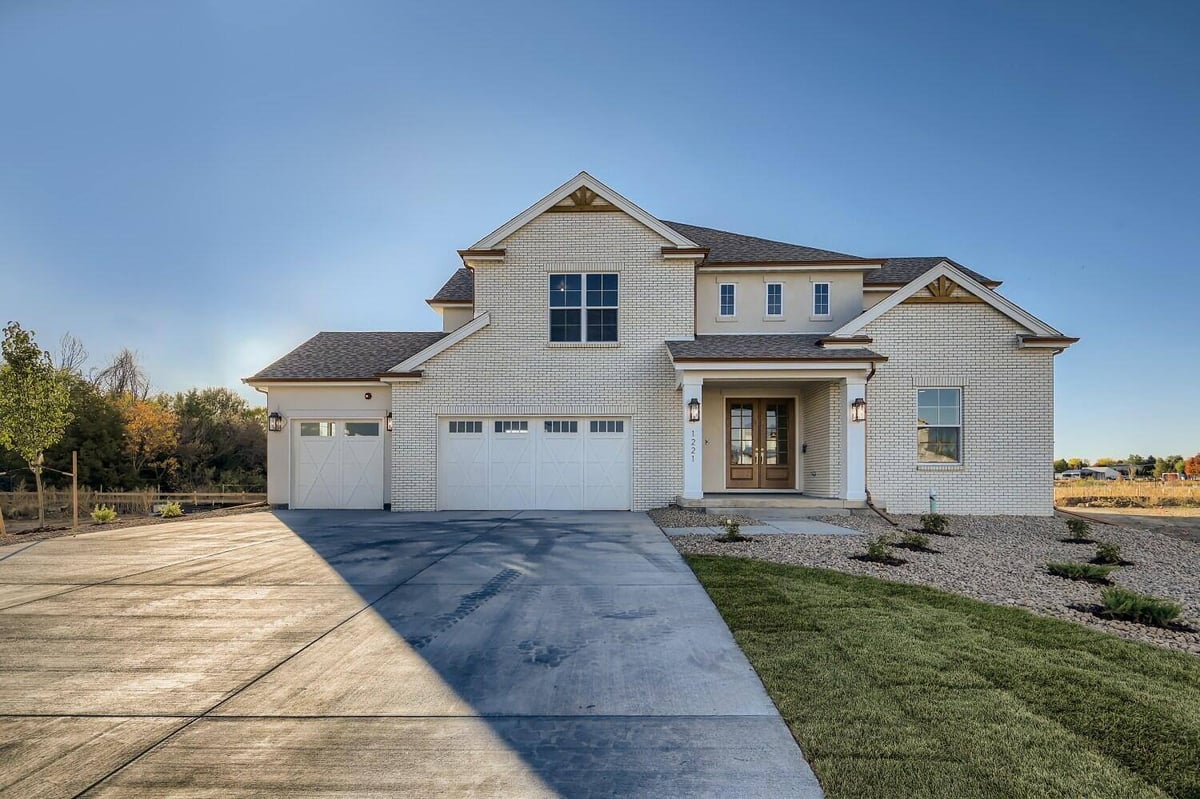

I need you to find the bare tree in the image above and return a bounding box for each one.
[57,333,88,375]
[92,348,150,400]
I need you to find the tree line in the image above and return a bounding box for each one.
[0,322,266,522]
[1053,454,1200,478]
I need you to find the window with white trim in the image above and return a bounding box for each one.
[917,388,961,463]
[549,273,618,342]
[494,420,529,434]
[719,283,736,317]
[589,420,624,434]
[812,282,830,317]
[766,282,783,317]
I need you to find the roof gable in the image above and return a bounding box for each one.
[428,268,474,304]
[831,261,1064,339]
[470,172,696,250]
[866,257,995,286]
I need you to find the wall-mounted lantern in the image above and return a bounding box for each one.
[268,411,284,433]
[687,397,701,423]
[386,411,394,433]
[851,397,867,423]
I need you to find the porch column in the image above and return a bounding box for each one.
[844,377,867,502]
[681,377,703,500]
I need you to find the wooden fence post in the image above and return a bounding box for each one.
[0,497,6,538]
[72,451,79,530]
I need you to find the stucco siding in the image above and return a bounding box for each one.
[390,211,694,511]
[695,270,863,334]
[863,303,1055,515]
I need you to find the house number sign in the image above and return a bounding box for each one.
[690,429,697,462]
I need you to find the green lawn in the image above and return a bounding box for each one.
[685,555,1200,799]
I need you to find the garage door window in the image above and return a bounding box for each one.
[448,421,483,434]
[590,420,624,434]
[344,422,379,437]
[544,420,578,434]
[495,420,529,434]
[300,422,335,436]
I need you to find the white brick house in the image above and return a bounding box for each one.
[247,172,1076,515]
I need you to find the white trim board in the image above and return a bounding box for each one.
[389,312,491,373]
[830,261,1064,339]
[469,171,697,250]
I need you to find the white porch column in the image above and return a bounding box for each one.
[681,376,704,500]
[844,377,867,502]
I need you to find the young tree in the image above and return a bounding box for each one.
[1184,455,1200,478]
[122,398,179,484]
[57,333,89,375]
[0,322,74,526]
[1067,457,1089,470]
[94,348,150,400]
[1053,458,1069,473]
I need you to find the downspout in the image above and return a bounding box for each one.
[861,362,899,527]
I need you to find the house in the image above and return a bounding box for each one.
[246,172,1077,515]
[1081,466,1121,480]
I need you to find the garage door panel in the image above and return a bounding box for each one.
[292,420,385,510]
[585,426,631,511]
[438,423,488,511]
[537,430,584,510]
[489,427,535,510]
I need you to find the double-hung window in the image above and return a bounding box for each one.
[917,388,962,463]
[812,282,831,318]
[549,273,618,342]
[766,283,783,317]
[719,283,736,317]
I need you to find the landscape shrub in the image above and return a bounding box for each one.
[91,504,118,524]
[901,531,930,550]
[863,535,894,562]
[1098,587,1183,627]
[1094,541,1122,565]
[160,501,184,518]
[1046,561,1114,584]
[919,513,948,535]
[716,517,749,543]
[1064,517,1093,541]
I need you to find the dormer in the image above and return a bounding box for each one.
[426,268,475,332]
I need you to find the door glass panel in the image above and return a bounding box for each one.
[729,403,754,465]
[765,403,789,465]
[300,422,335,437]
[344,422,380,437]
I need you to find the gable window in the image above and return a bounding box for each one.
[812,282,831,318]
[719,283,736,317]
[549,273,618,342]
[766,283,783,317]
[917,388,961,463]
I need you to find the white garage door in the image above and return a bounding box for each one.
[292,420,386,509]
[438,418,631,511]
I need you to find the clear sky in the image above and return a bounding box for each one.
[1,0,1197,460]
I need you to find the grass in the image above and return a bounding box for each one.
[686,555,1200,799]
[1055,480,1200,508]
[1047,561,1116,584]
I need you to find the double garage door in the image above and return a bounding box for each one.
[438,417,631,511]
[292,420,386,509]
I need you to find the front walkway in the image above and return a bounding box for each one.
[0,510,822,798]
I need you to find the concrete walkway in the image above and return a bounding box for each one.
[0,510,822,798]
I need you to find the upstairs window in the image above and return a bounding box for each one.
[549,273,618,342]
[812,282,831,317]
[719,283,736,317]
[766,283,783,317]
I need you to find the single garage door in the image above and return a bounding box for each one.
[292,420,386,509]
[438,418,631,510]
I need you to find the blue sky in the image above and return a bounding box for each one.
[1,0,1197,460]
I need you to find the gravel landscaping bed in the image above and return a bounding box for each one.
[671,513,1200,656]
[647,505,760,528]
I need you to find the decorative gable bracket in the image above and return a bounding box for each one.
[902,275,983,304]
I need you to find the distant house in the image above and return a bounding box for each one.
[1081,466,1121,480]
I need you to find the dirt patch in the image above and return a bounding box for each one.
[1,503,269,543]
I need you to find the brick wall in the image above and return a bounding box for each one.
[863,303,1056,515]
[390,212,694,511]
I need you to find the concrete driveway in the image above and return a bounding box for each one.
[0,510,821,798]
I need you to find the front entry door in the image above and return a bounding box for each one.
[726,399,795,489]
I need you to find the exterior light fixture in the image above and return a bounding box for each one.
[386,411,393,433]
[851,397,867,423]
[687,397,701,423]
[268,411,284,433]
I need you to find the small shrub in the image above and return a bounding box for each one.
[864,535,893,562]
[1094,541,1121,565]
[715,517,750,543]
[1098,587,1183,627]
[1065,517,1092,539]
[919,513,948,535]
[91,504,118,524]
[1047,561,1114,584]
[901,532,930,550]
[160,502,184,519]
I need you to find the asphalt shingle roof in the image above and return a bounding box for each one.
[659,220,868,263]
[667,335,884,362]
[866,257,993,285]
[249,331,447,380]
[429,268,475,302]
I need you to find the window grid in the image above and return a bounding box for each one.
[766,283,783,316]
[448,421,482,434]
[589,420,624,434]
[719,283,736,317]
[813,283,830,316]
[300,422,335,437]
[917,388,962,464]
[544,420,579,434]
[549,273,618,342]
[494,420,529,434]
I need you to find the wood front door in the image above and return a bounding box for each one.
[726,399,795,489]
